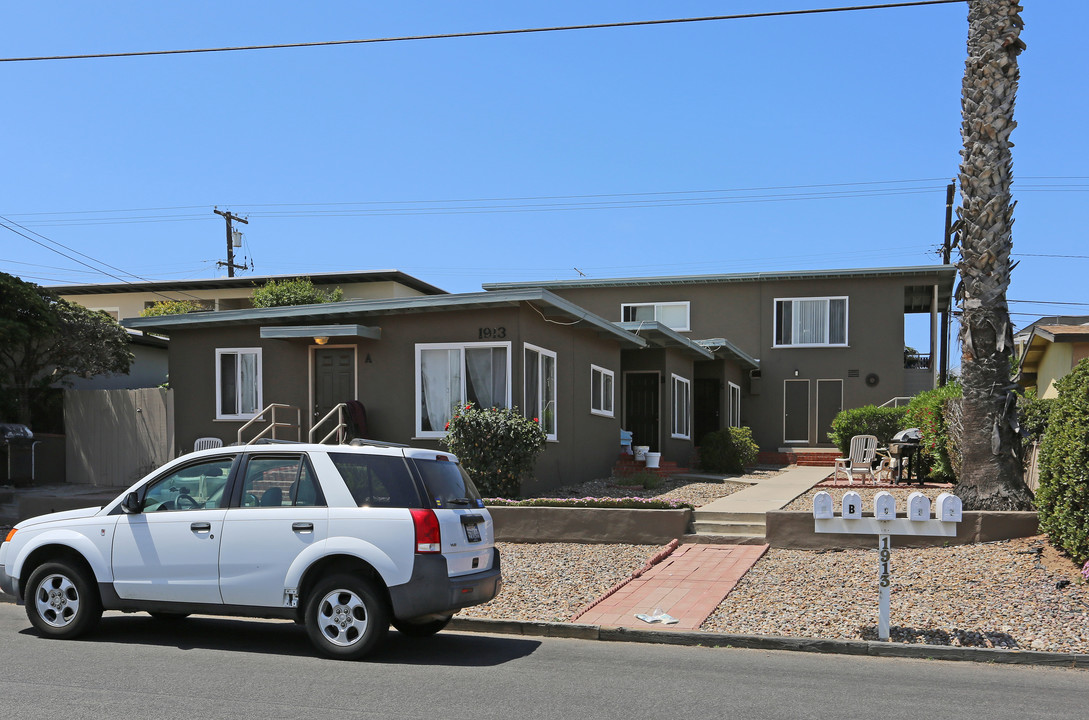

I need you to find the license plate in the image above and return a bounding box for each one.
[464,523,481,542]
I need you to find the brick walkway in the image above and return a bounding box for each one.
[575,544,769,631]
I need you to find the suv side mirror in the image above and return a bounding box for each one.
[121,491,142,514]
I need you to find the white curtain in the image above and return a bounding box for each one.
[239,352,258,414]
[795,299,828,345]
[542,353,556,434]
[421,348,460,431]
[466,347,507,409]
[829,298,847,344]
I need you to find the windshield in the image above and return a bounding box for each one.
[413,459,483,508]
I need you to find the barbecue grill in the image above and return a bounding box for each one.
[888,428,923,484]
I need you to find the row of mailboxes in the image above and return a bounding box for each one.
[812,490,962,522]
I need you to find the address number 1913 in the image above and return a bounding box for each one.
[478,327,507,339]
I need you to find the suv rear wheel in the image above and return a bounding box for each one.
[304,574,388,660]
[25,561,103,639]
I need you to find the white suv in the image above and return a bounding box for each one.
[0,441,501,660]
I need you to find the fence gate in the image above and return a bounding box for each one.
[65,388,175,487]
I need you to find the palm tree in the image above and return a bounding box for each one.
[954,0,1033,510]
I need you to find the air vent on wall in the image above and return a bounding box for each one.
[847,369,860,378]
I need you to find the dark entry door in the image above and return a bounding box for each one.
[694,378,720,444]
[313,348,355,434]
[783,379,810,444]
[816,379,843,447]
[625,373,660,452]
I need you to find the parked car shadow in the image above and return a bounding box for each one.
[19,612,540,666]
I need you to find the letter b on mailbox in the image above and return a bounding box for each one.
[841,491,862,519]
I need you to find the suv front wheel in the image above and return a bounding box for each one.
[304,574,389,660]
[25,561,103,639]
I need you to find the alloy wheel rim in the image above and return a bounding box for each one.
[316,589,368,647]
[34,574,80,628]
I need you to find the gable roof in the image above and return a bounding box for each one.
[123,288,649,348]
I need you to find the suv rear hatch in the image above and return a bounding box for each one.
[406,449,495,577]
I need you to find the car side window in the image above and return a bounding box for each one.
[240,455,323,508]
[142,458,233,512]
[328,453,420,508]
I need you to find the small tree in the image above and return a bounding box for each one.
[441,404,546,497]
[251,277,343,308]
[904,383,963,482]
[0,273,133,425]
[140,299,207,316]
[1035,359,1089,562]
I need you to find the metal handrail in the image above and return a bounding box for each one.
[879,397,913,408]
[237,403,301,445]
[309,402,348,445]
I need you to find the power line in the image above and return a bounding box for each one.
[0,1,966,64]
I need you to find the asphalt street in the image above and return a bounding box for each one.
[0,604,1084,720]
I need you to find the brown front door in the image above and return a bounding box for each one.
[784,379,810,444]
[626,372,660,452]
[313,348,355,437]
[694,378,720,443]
[816,379,843,447]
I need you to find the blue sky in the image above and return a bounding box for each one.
[2,1,1086,354]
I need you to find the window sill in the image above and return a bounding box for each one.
[590,409,615,418]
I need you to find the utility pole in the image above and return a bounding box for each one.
[214,207,249,277]
[940,179,955,387]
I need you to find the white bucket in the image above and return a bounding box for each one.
[645,452,662,469]
[634,445,649,462]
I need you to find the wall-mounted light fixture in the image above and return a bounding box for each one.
[314,336,330,345]
[794,369,800,377]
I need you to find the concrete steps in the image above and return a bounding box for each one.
[691,509,766,541]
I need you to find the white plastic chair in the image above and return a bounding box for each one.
[834,435,879,485]
[194,437,224,451]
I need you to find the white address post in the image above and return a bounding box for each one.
[813,490,962,641]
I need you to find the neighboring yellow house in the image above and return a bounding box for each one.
[1017,325,1089,398]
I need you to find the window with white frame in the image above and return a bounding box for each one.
[728,381,741,428]
[621,302,690,332]
[671,374,691,439]
[416,342,510,437]
[590,365,615,417]
[774,297,848,347]
[524,344,557,440]
[216,348,262,420]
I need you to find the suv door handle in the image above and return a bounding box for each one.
[191,522,212,532]
[292,522,314,533]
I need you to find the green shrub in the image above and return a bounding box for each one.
[251,277,343,308]
[903,382,962,482]
[1035,359,1089,563]
[441,403,546,497]
[1018,388,1056,443]
[140,299,208,316]
[698,426,759,474]
[828,405,908,454]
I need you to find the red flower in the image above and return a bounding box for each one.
[533,417,539,423]
[444,422,450,430]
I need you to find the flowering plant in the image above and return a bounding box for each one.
[441,403,546,497]
[483,496,694,510]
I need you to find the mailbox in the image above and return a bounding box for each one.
[874,491,896,520]
[935,492,963,522]
[907,492,931,521]
[841,491,863,519]
[813,491,834,519]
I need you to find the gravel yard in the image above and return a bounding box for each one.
[461,473,1089,654]
[533,468,781,507]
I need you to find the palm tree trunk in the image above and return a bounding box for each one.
[954,0,1033,510]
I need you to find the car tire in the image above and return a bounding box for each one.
[392,614,453,638]
[148,612,191,621]
[304,574,388,660]
[25,561,103,640]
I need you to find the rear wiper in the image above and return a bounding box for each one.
[448,498,470,506]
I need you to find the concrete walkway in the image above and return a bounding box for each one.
[574,465,829,631]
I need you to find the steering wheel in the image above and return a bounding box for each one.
[175,493,201,510]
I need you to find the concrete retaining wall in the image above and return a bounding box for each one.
[489,506,693,544]
[766,510,1039,549]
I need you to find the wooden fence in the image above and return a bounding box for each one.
[65,388,175,487]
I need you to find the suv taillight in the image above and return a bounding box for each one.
[411,508,441,553]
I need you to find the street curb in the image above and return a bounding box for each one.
[4,591,1085,668]
[448,617,1089,668]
